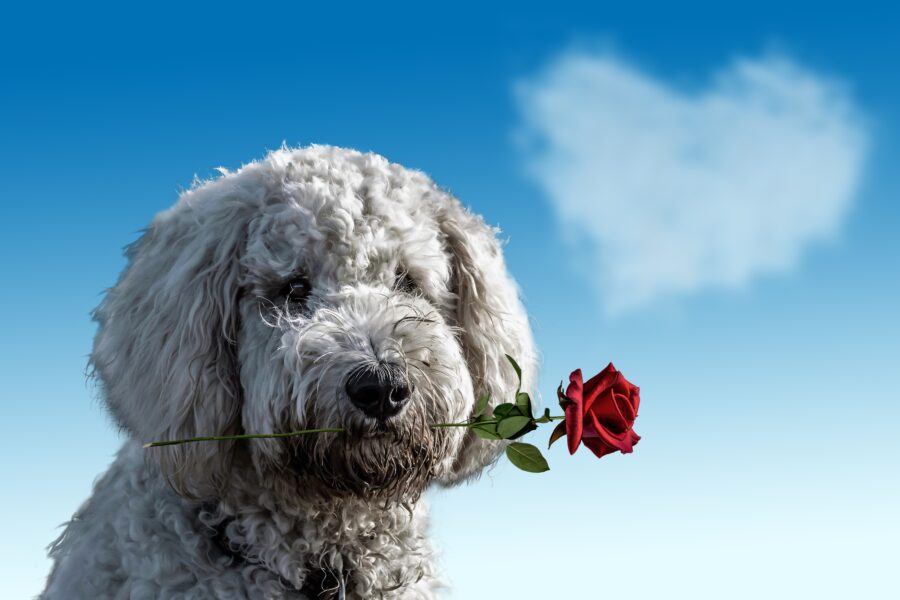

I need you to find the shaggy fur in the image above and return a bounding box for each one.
[42,146,537,599]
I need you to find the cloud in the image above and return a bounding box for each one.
[516,51,868,314]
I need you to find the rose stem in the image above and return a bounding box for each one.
[142,428,344,448]
[430,415,566,428]
[144,416,568,447]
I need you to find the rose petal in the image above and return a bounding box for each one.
[582,437,618,459]
[629,430,641,447]
[564,369,584,454]
[588,410,635,454]
[614,391,636,422]
[565,369,583,407]
[580,417,599,439]
[581,363,619,413]
[586,388,629,434]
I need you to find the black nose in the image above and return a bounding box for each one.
[345,364,412,421]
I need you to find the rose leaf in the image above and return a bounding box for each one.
[505,442,550,473]
[505,354,523,392]
[474,392,491,416]
[515,392,533,418]
[470,422,501,440]
[507,421,538,440]
[497,416,532,439]
[493,402,520,419]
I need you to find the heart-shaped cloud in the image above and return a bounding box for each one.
[516,52,868,314]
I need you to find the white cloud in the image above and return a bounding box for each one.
[516,51,868,314]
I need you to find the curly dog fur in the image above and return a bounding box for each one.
[42,146,536,599]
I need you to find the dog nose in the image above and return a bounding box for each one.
[345,364,412,421]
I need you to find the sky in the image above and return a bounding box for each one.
[1,2,898,598]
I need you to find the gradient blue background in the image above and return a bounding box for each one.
[2,2,898,597]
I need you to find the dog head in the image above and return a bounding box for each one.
[91,146,536,501]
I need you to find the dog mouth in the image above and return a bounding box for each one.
[344,418,402,439]
[288,413,446,500]
[341,402,417,432]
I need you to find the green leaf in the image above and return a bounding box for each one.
[474,393,491,416]
[505,354,522,392]
[470,422,501,440]
[505,442,550,473]
[508,421,537,441]
[497,416,532,439]
[493,402,521,419]
[515,392,533,418]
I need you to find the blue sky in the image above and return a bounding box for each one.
[2,2,898,597]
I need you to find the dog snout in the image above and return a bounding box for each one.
[345,363,412,421]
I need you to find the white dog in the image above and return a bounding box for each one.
[42,146,536,599]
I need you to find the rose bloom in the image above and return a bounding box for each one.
[551,363,641,458]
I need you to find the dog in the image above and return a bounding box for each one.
[42,145,537,599]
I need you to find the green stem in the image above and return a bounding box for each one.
[432,415,565,428]
[430,420,497,428]
[143,416,568,447]
[142,428,344,448]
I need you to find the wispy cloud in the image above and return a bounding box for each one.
[516,51,868,314]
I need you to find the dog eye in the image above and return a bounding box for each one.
[283,276,312,304]
[395,269,419,295]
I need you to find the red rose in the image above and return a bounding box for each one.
[550,363,641,458]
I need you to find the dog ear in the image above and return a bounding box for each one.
[435,195,538,484]
[91,181,249,498]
